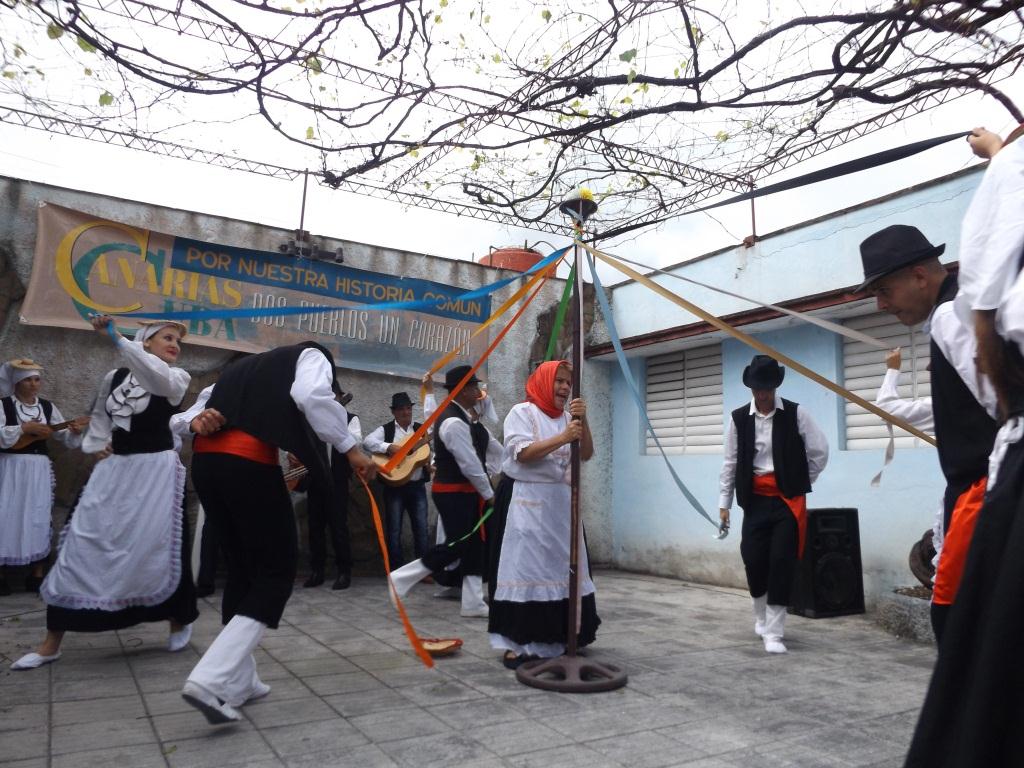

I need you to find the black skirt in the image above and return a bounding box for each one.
[904,434,1024,767]
[487,476,601,648]
[47,502,198,632]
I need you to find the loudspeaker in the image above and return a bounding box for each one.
[789,508,865,618]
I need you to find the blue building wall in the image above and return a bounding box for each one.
[600,167,983,605]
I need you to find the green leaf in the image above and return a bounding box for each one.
[620,96,632,105]
[46,22,64,39]
[541,9,551,21]
[76,35,96,53]
[98,91,114,106]
[2,71,16,80]
[303,55,322,74]
[619,49,637,63]
[626,68,636,84]
[305,126,315,140]
[715,130,730,142]
[408,147,420,158]
[491,53,501,63]
[14,44,25,58]
[483,14,490,23]
[434,14,442,23]
[84,67,93,76]
[439,0,448,6]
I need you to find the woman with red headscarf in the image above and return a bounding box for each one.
[487,360,598,669]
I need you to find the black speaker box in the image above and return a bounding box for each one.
[789,507,866,618]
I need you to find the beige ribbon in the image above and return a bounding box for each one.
[582,241,937,447]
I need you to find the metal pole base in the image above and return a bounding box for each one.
[515,654,628,693]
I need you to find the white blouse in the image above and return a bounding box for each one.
[501,402,571,485]
[0,398,83,450]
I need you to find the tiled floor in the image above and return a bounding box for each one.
[0,571,933,767]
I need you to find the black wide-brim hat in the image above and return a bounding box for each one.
[743,355,785,390]
[855,224,945,293]
[390,392,413,409]
[443,365,481,390]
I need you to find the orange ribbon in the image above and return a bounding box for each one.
[381,265,555,476]
[752,473,808,558]
[358,476,434,668]
[932,477,987,606]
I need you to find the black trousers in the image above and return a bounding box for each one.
[192,453,297,629]
[196,512,221,589]
[740,494,798,605]
[422,490,485,577]
[306,473,352,574]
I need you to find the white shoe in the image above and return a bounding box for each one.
[460,605,489,618]
[245,680,271,703]
[10,651,61,671]
[763,604,788,653]
[764,636,788,654]
[168,624,193,652]
[181,681,242,724]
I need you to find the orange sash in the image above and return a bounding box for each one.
[193,428,278,466]
[752,473,808,558]
[932,476,987,606]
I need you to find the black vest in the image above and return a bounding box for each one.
[1,396,55,456]
[929,273,999,500]
[383,420,423,444]
[433,403,489,485]
[205,342,337,489]
[731,398,810,511]
[108,368,177,455]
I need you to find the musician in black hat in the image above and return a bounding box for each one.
[718,355,829,654]
[363,392,430,568]
[388,365,502,618]
[857,224,998,643]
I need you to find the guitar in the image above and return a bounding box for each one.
[372,434,432,487]
[11,421,75,451]
[284,454,308,492]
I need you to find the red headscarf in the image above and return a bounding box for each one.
[525,360,571,419]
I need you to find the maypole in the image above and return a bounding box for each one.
[515,195,627,693]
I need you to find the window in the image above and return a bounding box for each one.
[644,344,724,454]
[843,312,931,450]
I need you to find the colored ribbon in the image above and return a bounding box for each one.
[585,248,717,527]
[382,266,556,475]
[599,251,889,350]
[545,262,575,361]
[358,475,434,668]
[583,241,937,447]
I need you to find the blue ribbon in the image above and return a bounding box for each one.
[584,248,716,527]
[111,247,569,321]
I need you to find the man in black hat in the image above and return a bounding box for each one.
[857,224,998,642]
[363,392,430,568]
[718,355,829,654]
[387,365,502,618]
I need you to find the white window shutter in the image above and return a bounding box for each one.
[645,344,724,454]
[843,313,931,450]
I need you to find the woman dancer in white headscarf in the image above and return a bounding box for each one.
[11,316,198,670]
[0,360,89,595]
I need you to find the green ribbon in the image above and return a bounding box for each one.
[446,505,494,546]
[544,262,576,361]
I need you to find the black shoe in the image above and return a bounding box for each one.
[24,575,43,593]
[195,584,215,598]
[0,577,11,596]
[303,570,325,588]
[332,573,351,591]
[501,652,539,670]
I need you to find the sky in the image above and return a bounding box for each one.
[0,4,1021,287]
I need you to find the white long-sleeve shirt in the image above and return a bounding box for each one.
[926,301,999,420]
[875,368,935,433]
[82,340,191,454]
[0,399,83,450]
[170,348,357,456]
[437,401,503,501]
[718,395,830,511]
[364,419,425,481]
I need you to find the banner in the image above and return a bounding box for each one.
[21,203,491,378]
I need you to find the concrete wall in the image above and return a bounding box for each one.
[595,167,985,606]
[0,177,616,572]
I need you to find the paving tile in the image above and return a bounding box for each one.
[242,695,339,729]
[284,743,399,768]
[51,715,157,756]
[322,686,418,718]
[50,743,169,768]
[151,710,255,743]
[504,743,623,768]
[164,731,280,768]
[0,729,48,762]
[260,718,369,756]
[52,694,145,726]
[467,719,569,757]
[0,703,47,733]
[377,731,501,768]
[349,706,452,743]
